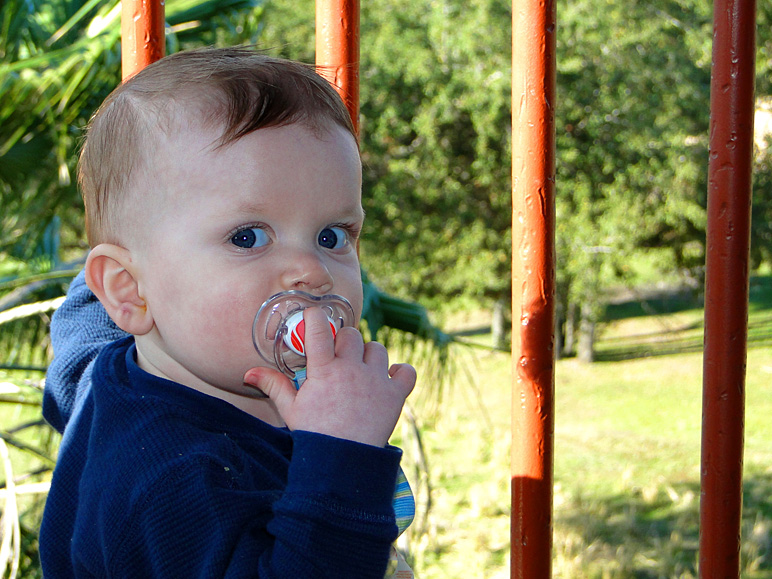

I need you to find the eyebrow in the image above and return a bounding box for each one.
[313,198,365,222]
[230,199,272,216]
[228,199,364,222]
[339,204,366,221]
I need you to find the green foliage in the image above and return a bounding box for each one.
[0,291,60,578]
[757,2,772,97]
[556,0,714,327]
[752,145,772,268]
[357,0,512,309]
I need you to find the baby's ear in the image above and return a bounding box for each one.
[85,244,154,336]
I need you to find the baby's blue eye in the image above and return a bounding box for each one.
[318,227,348,250]
[231,227,270,249]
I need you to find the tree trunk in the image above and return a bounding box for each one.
[577,301,595,363]
[492,298,508,350]
[554,302,564,360]
[563,301,577,357]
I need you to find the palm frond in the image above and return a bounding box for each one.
[360,270,468,413]
[0,437,22,579]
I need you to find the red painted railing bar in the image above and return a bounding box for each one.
[315,0,360,134]
[121,0,165,79]
[510,0,557,576]
[699,0,756,576]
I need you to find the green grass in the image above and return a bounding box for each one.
[550,348,772,578]
[396,283,772,578]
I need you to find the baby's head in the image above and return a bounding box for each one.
[79,47,357,247]
[82,48,365,408]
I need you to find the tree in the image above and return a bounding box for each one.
[751,2,772,268]
[357,0,512,326]
[555,0,714,360]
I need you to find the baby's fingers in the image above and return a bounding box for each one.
[388,363,417,397]
[361,340,388,367]
[243,367,297,416]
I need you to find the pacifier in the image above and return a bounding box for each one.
[252,290,356,379]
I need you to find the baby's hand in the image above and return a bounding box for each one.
[242,307,416,447]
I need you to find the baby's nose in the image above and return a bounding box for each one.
[279,251,334,295]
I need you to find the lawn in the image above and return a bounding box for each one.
[396,283,772,578]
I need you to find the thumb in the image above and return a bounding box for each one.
[243,367,297,415]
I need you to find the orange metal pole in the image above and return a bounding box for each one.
[699,0,756,576]
[315,0,360,134]
[510,0,557,577]
[121,0,165,80]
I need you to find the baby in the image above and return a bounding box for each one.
[40,47,415,578]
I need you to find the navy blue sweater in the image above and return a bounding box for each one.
[40,272,402,578]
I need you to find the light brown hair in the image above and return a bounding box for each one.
[79,47,356,246]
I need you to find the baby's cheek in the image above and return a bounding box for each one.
[208,300,256,352]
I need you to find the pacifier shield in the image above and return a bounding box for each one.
[252,291,355,378]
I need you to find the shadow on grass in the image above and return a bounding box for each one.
[448,277,772,361]
[554,471,772,578]
[604,289,702,323]
[605,276,772,320]
[595,276,772,362]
